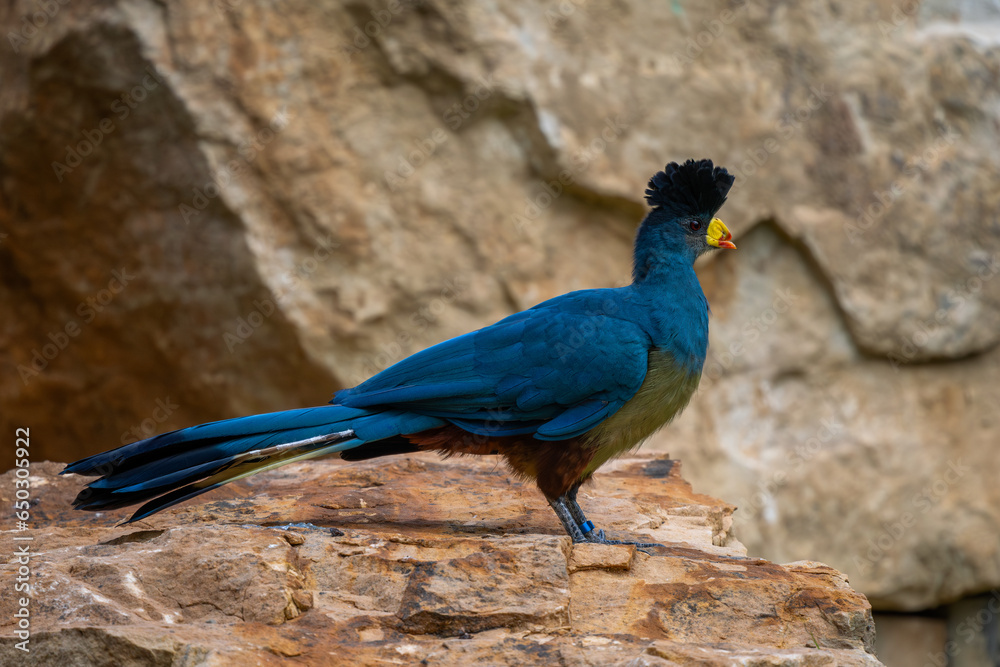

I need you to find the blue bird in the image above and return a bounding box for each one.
[64,158,736,546]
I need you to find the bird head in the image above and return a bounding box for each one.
[640,159,736,261]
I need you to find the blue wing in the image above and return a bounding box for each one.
[66,288,655,523]
[334,288,652,440]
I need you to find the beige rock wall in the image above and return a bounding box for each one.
[2,0,998,611]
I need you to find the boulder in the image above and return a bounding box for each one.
[0,456,879,665]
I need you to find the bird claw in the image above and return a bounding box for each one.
[550,495,665,553]
[579,529,665,554]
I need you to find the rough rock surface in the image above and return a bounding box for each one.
[2,0,999,611]
[0,456,880,665]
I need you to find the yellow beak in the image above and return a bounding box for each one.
[706,218,736,250]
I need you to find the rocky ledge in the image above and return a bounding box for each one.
[0,455,879,665]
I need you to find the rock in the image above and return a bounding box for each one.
[0,456,879,665]
[567,543,635,573]
[1,0,999,613]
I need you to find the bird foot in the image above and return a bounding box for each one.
[549,496,665,554]
[577,528,665,553]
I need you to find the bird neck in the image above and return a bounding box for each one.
[630,258,707,322]
[630,243,709,374]
[631,245,695,288]
[631,216,697,285]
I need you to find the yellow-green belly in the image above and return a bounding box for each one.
[581,349,701,476]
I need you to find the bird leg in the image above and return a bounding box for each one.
[564,483,591,527]
[549,484,665,552]
[547,495,591,543]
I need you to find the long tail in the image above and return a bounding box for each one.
[62,406,445,523]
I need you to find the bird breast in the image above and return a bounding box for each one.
[582,349,701,475]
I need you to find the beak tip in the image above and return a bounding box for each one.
[707,218,736,250]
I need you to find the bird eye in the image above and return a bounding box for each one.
[689,220,702,232]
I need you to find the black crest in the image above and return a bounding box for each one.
[644,159,734,219]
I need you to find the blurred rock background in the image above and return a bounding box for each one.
[2,1,999,664]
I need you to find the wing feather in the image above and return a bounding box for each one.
[334,289,651,440]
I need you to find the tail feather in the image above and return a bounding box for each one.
[122,433,366,523]
[84,425,354,491]
[88,431,355,503]
[63,406,368,477]
[64,405,446,522]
